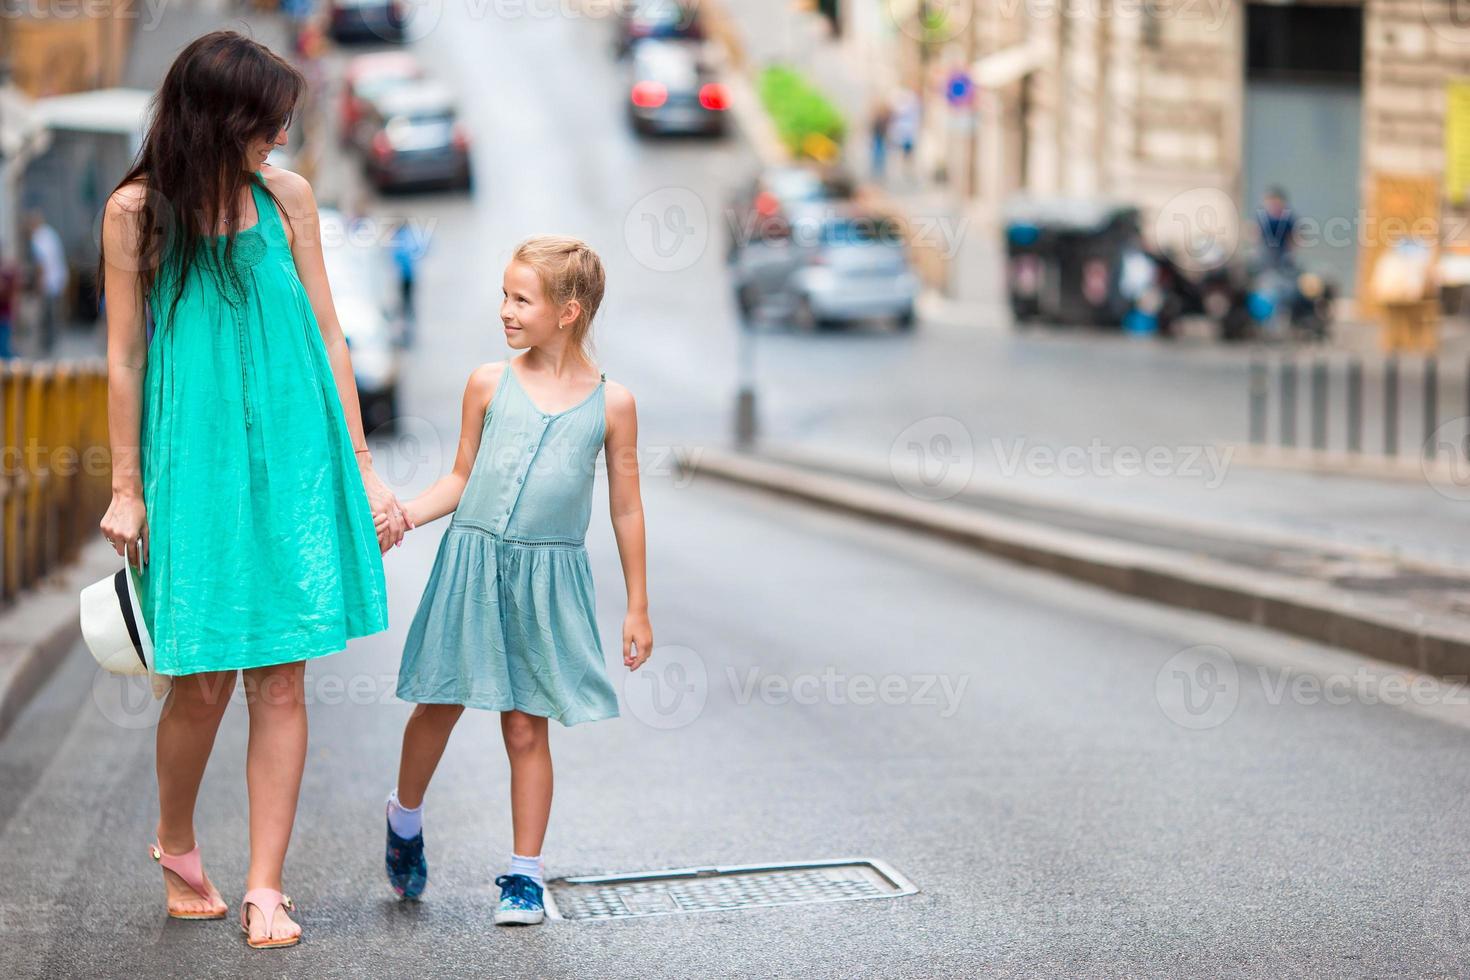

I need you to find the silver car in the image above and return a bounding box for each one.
[731,210,918,331]
[319,209,403,432]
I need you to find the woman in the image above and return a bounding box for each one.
[97,30,410,949]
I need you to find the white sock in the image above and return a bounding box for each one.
[509,852,544,886]
[386,789,423,839]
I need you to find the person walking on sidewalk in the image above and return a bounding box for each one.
[378,235,654,925]
[97,30,409,950]
[390,218,427,343]
[887,88,921,186]
[870,96,893,183]
[25,210,67,356]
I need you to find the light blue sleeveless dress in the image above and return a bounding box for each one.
[395,360,621,726]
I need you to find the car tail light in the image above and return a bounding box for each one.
[698,83,729,111]
[754,190,779,218]
[452,122,470,152]
[372,131,394,159]
[631,80,667,108]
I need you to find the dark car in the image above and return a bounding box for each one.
[626,39,728,138]
[360,81,473,192]
[725,164,855,260]
[340,51,423,149]
[327,0,406,44]
[615,0,702,57]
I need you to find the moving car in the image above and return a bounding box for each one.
[626,40,728,137]
[341,51,423,148]
[725,164,855,260]
[319,208,402,432]
[731,208,918,331]
[359,81,473,192]
[615,0,703,57]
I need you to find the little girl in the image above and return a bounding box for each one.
[376,235,652,924]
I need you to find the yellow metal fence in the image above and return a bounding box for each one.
[1,361,111,603]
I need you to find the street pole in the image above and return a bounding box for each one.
[735,319,758,450]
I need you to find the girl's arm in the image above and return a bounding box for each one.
[604,383,652,670]
[98,184,150,571]
[269,166,408,551]
[395,362,500,529]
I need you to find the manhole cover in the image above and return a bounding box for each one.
[545,858,917,921]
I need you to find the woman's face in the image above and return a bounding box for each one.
[245,125,289,171]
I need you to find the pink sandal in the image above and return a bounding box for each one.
[240,887,300,949]
[150,841,226,920]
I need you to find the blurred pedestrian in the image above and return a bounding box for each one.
[379,236,653,926]
[870,96,893,183]
[25,210,67,356]
[1255,186,1297,269]
[390,217,427,341]
[96,29,407,951]
[0,247,18,358]
[887,88,920,185]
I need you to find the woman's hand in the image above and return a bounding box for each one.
[623,610,653,671]
[360,466,410,552]
[100,491,149,571]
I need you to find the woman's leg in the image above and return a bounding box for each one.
[500,710,552,856]
[396,703,465,808]
[155,669,236,914]
[240,660,307,943]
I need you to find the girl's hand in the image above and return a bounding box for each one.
[361,466,410,551]
[623,610,652,671]
[373,506,416,554]
[100,491,149,570]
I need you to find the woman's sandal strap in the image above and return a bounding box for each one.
[150,842,210,900]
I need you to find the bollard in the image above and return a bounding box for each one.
[1310,358,1328,451]
[1424,356,1438,460]
[1249,356,1267,446]
[1384,355,1399,457]
[1346,357,1362,454]
[1279,358,1297,448]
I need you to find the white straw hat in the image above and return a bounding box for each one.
[80,565,155,677]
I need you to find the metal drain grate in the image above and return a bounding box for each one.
[545,858,917,921]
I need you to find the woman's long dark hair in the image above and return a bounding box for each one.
[100,30,304,321]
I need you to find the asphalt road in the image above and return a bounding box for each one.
[11,5,1470,977]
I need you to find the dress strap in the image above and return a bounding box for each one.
[248,172,284,244]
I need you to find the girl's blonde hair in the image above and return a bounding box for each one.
[511,235,606,362]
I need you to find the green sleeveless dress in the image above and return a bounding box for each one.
[135,171,389,675]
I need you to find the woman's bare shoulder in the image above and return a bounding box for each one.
[259,164,314,210]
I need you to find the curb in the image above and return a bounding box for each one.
[1227,443,1462,484]
[679,448,1470,679]
[0,539,117,739]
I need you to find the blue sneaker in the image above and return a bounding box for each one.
[384,816,427,900]
[493,873,545,925]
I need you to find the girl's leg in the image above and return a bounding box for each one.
[241,660,308,943]
[500,710,552,856]
[396,703,465,808]
[155,669,236,914]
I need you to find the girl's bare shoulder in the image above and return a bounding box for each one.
[468,360,511,410]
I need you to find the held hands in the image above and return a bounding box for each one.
[623,610,653,671]
[360,466,414,553]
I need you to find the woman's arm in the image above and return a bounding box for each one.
[98,185,151,571]
[604,384,652,670]
[394,362,500,529]
[268,166,407,550]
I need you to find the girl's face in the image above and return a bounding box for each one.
[501,261,578,349]
[245,125,289,172]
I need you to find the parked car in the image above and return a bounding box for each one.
[615,0,703,57]
[341,51,423,149]
[359,81,473,192]
[731,207,917,331]
[319,209,402,431]
[626,39,728,138]
[326,0,406,44]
